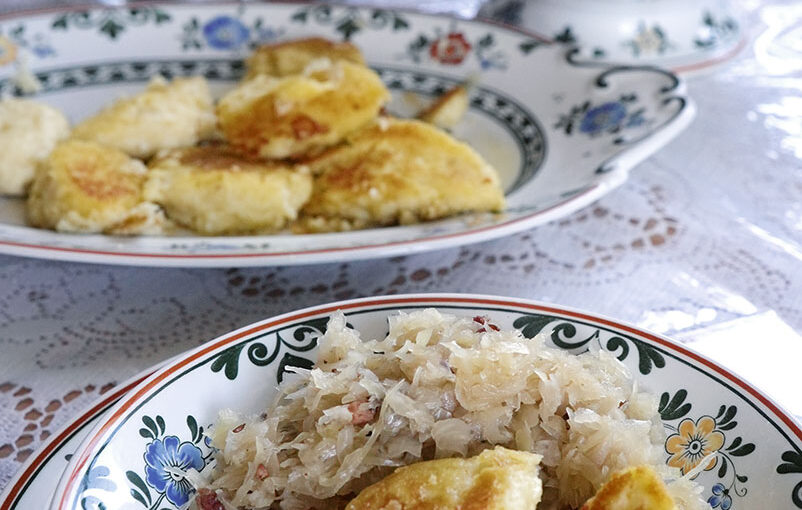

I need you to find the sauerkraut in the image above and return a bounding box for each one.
[197,309,706,510]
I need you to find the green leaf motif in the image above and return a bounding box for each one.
[512,314,554,339]
[729,441,756,457]
[211,344,246,380]
[605,336,629,361]
[126,470,151,507]
[48,7,173,40]
[393,16,409,30]
[337,18,361,40]
[138,428,153,440]
[187,415,199,443]
[52,15,68,30]
[154,9,171,24]
[142,415,159,439]
[777,451,802,509]
[634,342,665,375]
[519,39,541,54]
[292,317,328,346]
[718,458,727,478]
[277,352,314,384]
[658,389,692,421]
[99,19,123,39]
[778,450,802,474]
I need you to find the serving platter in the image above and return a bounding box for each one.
[53,294,802,510]
[0,2,693,267]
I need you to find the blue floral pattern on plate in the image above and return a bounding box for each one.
[144,436,204,507]
[709,483,734,510]
[202,15,250,50]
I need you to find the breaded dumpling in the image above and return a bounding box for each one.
[0,98,70,196]
[298,118,505,231]
[346,447,543,510]
[217,60,389,159]
[246,37,365,78]
[70,76,216,159]
[144,145,312,235]
[27,140,160,233]
[581,466,677,510]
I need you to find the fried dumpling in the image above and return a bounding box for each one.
[27,139,163,234]
[297,118,505,232]
[246,37,365,78]
[144,144,312,235]
[346,447,543,510]
[217,59,389,159]
[70,76,216,159]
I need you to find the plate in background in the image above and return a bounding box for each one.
[0,3,693,266]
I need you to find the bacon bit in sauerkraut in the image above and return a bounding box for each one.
[196,309,708,510]
[348,399,377,426]
[232,423,245,433]
[472,315,500,332]
[196,489,225,510]
[255,464,269,481]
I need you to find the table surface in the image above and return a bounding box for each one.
[1,0,801,493]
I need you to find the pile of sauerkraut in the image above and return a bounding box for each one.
[197,309,705,509]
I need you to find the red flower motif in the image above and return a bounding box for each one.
[429,32,472,65]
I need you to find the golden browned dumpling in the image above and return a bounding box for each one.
[297,118,505,232]
[70,76,216,159]
[26,139,163,234]
[0,97,70,196]
[217,60,389,159]
[581,466,677,510]
[143,144,312,235]
[246,37,365,78]
[346,447,543,510]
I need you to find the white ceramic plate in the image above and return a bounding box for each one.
[0,374,147,510]
[54,294,802,510]
[482,0,746,73]
[0,3,693,267]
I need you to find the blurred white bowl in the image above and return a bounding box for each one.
[482,0,745,72]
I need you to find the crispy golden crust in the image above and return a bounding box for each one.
[26,140,156,233]
[143,144,312,235]
[345,447,542,510]
[246,37,365,78]
[217,60,389,159]
[581,466,678,510]
[70,76,216,159]
[296,118,505,231]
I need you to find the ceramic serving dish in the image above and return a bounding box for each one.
[482,0,745,73]
[53,294,802,510]
[0,2,692,267]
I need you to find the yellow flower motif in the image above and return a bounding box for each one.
[665,416,725,476]
[0,36,17,66]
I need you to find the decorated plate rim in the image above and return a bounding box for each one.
[53,293,802,510]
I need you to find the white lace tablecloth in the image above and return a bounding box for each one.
[1,0,802,491]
